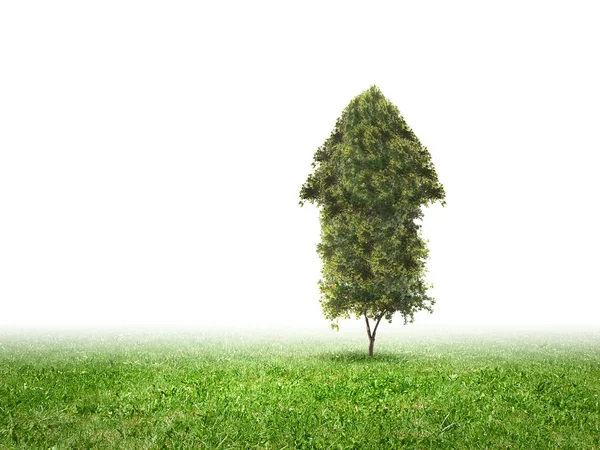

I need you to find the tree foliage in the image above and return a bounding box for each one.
[300,86,445,354]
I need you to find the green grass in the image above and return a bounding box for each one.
[1,327,599,449]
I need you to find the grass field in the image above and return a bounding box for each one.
[1,326,599,449]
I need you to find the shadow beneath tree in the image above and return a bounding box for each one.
[315,350,410,364]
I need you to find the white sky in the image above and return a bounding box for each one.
[1,1,599,329]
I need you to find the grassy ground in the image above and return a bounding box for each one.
[1,327,599,449]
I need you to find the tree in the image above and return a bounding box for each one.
[300,86,445,356]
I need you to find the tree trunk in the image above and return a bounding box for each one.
[365,314,384,357]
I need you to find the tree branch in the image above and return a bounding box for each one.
[364,314,372,340]
[372,313,385,340]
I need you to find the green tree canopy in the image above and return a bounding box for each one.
[300,86,446,356]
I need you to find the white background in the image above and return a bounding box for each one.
[1,1,599,329]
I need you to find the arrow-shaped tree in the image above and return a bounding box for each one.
[300,86,446,356]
